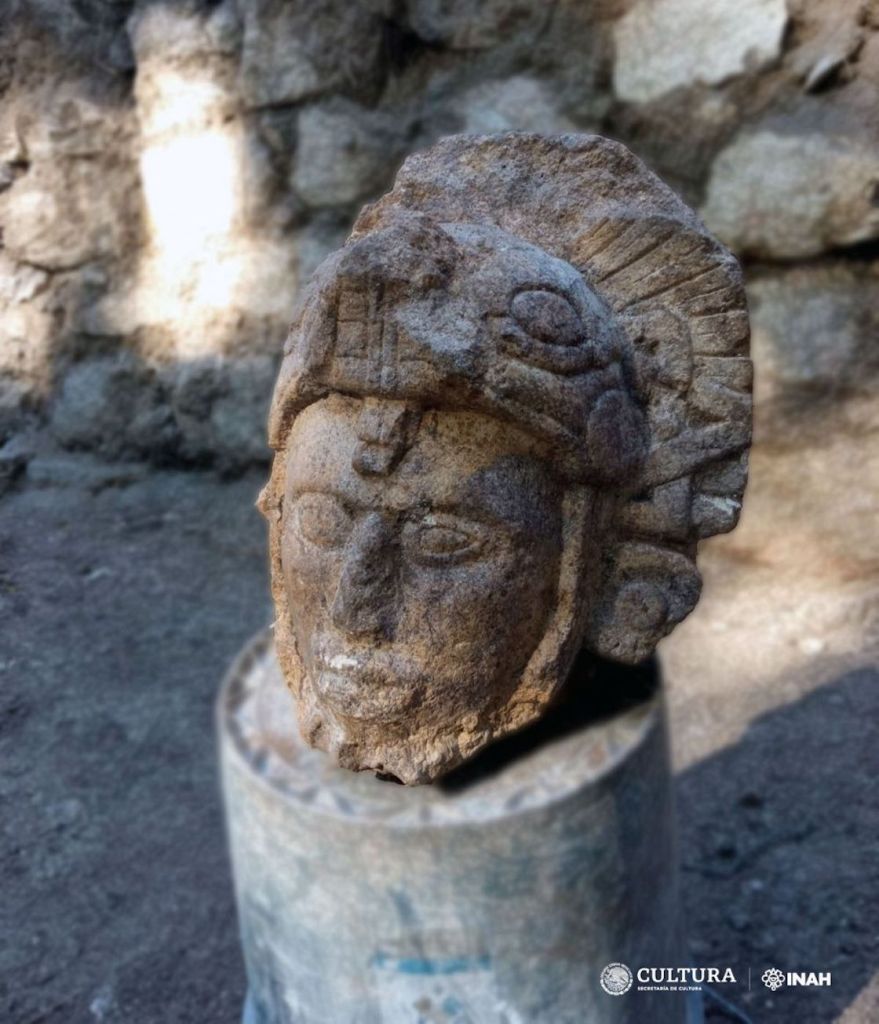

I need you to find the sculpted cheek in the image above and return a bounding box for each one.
[398,545,556,661]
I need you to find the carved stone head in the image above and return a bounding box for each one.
[260,134,751,783]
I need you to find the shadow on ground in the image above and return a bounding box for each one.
[679,667,879,1024]
[1,454,876,1023]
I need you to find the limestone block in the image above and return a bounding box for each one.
[408,0,552,50]
[788,0,865,92]
[0,63,136,274]
[613,0,788,103]
[13,82,131,161]
[49,348,275,471]
[130,3,242,148]
[293,99,407,207]
[701,129,879,259]
[238,0,388,107]
[127,0,241,66]
[452,76,577,135]
[1,158,132,270]
[747,263,879,435]
[136,68,238,140]
[0,257,51,306]
[15,0,133,74]
[170,356,275,469]
[87,238,296,349]
[50,355,178,460]
[0,304,54,384]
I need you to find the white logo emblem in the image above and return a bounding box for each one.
[600,963,633,996]
[762,967,785,991]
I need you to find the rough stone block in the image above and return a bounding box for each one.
[701,127,879,260]
[293,99,406,207]
[1,158,134,270]
[614,0,788,103]
[50,355,177,461]
[408,0,552,51]
[239,0,388,106]
[748,262,879,437]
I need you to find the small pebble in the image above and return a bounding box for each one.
[804,54,845,93]
[799,636,826,655]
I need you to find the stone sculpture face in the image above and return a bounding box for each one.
[282,396,562,731]
[261,133,752,783]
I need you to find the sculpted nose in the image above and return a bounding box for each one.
[331,513,397,639]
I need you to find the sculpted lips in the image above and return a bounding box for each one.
[311,639,422,719]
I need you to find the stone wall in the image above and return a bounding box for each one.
[1,0,878,472]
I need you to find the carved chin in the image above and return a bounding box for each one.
[296,674,472,785]
[274,634,470,783]
[311,667,421,721]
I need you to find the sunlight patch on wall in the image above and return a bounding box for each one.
[140,129,240,264]
[130,9,254,359]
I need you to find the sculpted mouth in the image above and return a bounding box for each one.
[311,647,421,719]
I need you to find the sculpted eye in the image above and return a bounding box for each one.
[403,514,487,566]
[510,289,582,347]
[292,493,353,550]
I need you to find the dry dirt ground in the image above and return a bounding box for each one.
[1,443,877,1024]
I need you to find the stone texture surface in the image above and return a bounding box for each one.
[293,99,407,207]
[0,0,877,475]
[407,0,553,50]
[238,0,389,107]
[1,453,876,1023]
[613,0,789,104]
[747,262,879,441]
[261,134,751,783]
[701,126,879,260]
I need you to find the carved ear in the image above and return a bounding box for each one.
[586,541,701,664]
